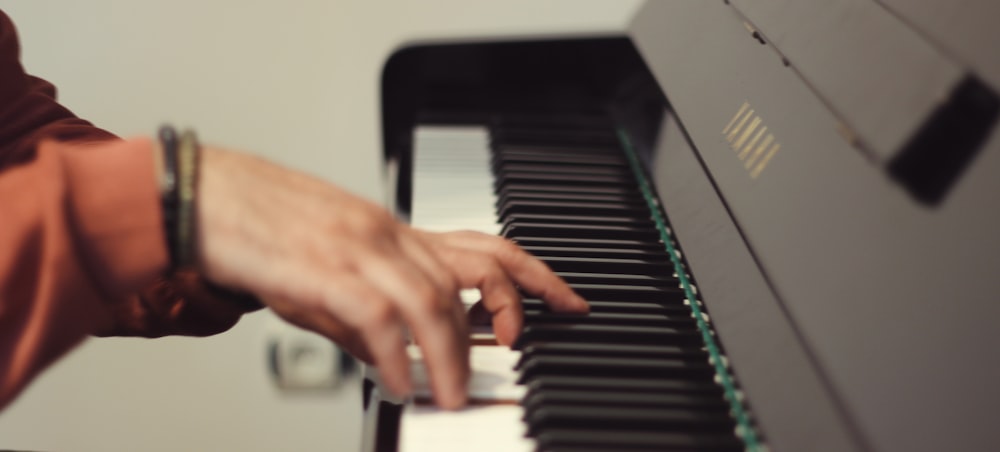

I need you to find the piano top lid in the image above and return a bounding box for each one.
[878,0,1000,93]
[727,0,984,164]
[629,2,1000,451]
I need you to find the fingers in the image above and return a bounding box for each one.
[430,249,524,346]
[264,294,374,363]
[266,270,411,395]
[350,238,470,409]
[196,150,471,409]
[425,231,589,313]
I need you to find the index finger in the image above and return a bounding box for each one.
[428,231,588,313]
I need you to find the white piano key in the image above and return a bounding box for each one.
[411,126,500,235]
[398,404,533,452]
[459,288,482,307]
[400,345,531,452]
[402,126,533,451]
[408,345,525,402]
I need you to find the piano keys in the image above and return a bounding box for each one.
[368,1,1000,451]
[373,120,758,452]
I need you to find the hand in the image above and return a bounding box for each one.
[193,146,587,409]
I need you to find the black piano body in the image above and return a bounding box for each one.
[368,2,1000,451]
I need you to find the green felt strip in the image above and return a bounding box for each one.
[618,130,763,451]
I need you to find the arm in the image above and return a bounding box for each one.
[0,8,258,408]
[0,8,588,412]
[0,137,589,412]
[0,9,256,340]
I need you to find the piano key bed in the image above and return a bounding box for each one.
[370,117,765,452]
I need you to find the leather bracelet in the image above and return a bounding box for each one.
[176,129,200,269]
[158,125,181,272]
[158,125,200,272]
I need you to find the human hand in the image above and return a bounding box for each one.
[192,146,587,409]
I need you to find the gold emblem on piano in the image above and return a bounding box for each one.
[722,101,781,179]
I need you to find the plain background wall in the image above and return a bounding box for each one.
[0,1,641,450]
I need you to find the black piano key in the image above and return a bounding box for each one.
[553,272,676,287]
[491,152,627,168]
[524,405,735,436]
[525,246,667,260]
[495,172,635,189]
[496,190,639,204]
[521,298,690,315]
[491,147,621,159]
[569,284,685,303]
[512,324,701,350]
[517,355,713,383]
[522,390,729,413]
[497,200,648,218]
[494,162,630,176]
[535,256,674,276]
[524,375,724,396]
[497,184,638,198]
[502,213,654,227]
[517,343,706,369]
[524,311,696,329]
[492,130,619,147]
[478,117,747,451]
[492,144,622,155]
[501,223,661,241]
[534,429,743,452]
[492,132,619,147]
[513,236,665,250]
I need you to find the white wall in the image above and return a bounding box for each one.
[0,1,641,451]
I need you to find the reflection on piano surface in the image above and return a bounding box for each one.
[365,2,1000,451]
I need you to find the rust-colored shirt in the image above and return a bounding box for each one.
[0,9,253,410]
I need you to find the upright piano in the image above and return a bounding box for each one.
[362,1,1000,451]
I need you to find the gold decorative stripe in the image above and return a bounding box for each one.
[726,108,755,143]
[745,134,774,168]
[723,101,782,180]
[733,117,761,151]
[722,101,750,135]
[750,144,780,179]
[740,126,768,160]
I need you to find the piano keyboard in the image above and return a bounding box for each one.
[401,118,760,452]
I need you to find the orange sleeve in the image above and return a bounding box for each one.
[0,9,260,410]
[0,138,166,409]
[0,139,260,410]
[0,10,115,168]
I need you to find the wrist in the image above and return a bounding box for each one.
[189,145,265,309]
